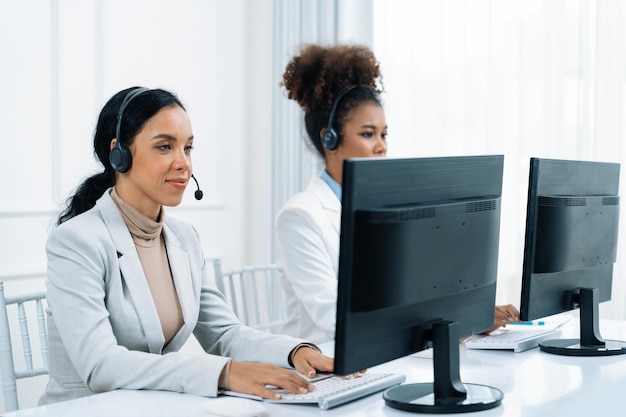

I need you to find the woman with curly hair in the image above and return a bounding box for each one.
[276,44,389,344]
[276,44,518,344]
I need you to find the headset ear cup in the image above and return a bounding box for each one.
[323,85,358,151]
[322,128,339,150]
[110,87,149,173]
[109,142,132,173]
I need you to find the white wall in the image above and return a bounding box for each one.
[0,0,252,282]
[0,0,254,410]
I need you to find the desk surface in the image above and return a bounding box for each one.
[4,317,626,417]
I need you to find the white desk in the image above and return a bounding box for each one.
[4,318,626,417]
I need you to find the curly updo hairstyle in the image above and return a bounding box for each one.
[281,43,384,158]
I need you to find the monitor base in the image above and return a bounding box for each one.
[540,338,626,356]
[383,382,503,414]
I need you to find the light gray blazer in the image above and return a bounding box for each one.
[40,190,304,405]
[275,175,341,344]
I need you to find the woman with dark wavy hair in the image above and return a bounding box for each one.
[41,86,332,405]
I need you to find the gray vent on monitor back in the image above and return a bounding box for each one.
[466,200,497,213]
[539,196,586,207]
[360,198,498,224]
[539,195,619,208]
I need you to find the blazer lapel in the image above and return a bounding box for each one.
[308,176,342,268]
[97,192,165,354]
[161,224,196,351]
[117,253,165,353]
[309,175,341,236]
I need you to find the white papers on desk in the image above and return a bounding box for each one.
[464,314,572,353]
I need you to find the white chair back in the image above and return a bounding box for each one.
[212,259,288,334]
[0,281,48,412]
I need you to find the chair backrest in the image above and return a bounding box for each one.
[0,281,48,412]
[212,259,288,334]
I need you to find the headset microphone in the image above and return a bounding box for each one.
[191,174,203,200]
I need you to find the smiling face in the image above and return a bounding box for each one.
[112,105,194,220]
[324,101,388,185]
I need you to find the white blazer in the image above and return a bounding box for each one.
[40,190,304,405]
[275,175,341,344]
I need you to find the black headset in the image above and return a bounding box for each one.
[109,87,150,173]
[321,85,358,151]
[108,87,204,200]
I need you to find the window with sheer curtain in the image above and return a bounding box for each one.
[371,0,626,319]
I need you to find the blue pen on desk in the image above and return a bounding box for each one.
[511,321,545,325]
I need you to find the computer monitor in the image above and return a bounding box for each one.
[334,155,505,413]
[520,157,626,356]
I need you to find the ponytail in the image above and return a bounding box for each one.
[56,169,115,225]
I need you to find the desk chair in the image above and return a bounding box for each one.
[0,282,49,412]
[212,259,288,334]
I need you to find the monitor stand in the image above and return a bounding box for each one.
[540,288,626,356]
[383,320,503,413]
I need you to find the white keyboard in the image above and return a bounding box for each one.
[465,328,561,352]
[269,372,405,409]
[224,372,405,410]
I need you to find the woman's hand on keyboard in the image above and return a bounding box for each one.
[227,361,318,399]
[291,346,334,379]
[483,304,520,334]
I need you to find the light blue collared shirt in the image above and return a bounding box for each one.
[320,170,342,202]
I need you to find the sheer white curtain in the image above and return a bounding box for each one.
[268,0,341,262]
[268,0,374,226]
[372,0,626,319]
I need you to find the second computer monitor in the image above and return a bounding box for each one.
[334,155,505,413]
[520,157,625,356]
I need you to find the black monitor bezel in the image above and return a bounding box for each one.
[334,155,504,375]
[520,157,620,321]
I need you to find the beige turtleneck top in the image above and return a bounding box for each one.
[110,188,184,345]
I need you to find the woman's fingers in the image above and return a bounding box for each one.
[227,361,315,399]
